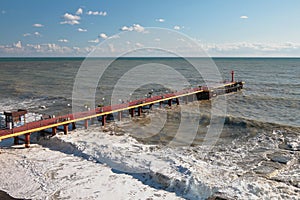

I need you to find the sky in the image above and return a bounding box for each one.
[1,0,300,57]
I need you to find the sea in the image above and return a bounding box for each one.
[0,57,299,128]
[0,57,299,199]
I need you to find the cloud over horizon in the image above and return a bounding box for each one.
[1,40,300,57]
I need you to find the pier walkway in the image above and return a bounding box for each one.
[0,81,244,147]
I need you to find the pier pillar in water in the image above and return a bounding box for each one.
[72,122,76,130]
[197,91,210,100]
[149,103,153,110]
[137,107,142,116]
[168,99,172,107]
[102,115,106,126]
[14,136,19,145]
[231,70,234,82]
[130,109,134,117]
[52,126,57,136]
[25,133,30,148]
[84,119,89,129]
[63,124,69,135]
[118,111,122,121]
[175,98,180,105]
[159,101,162,108]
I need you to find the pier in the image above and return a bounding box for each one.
[0,74,244,148]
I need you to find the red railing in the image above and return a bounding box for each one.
[0,85,209,138]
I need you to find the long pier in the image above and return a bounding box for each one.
[0,80,244,148]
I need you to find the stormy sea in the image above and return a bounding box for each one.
[0,57,299,199]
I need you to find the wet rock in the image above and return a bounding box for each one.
[271,156,292,165]
[267,152,294,165]
[254,161,284,178]
[279,134,300,151]
[207,192,233,200]
[0,191,27,200]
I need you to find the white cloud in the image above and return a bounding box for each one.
[156,18,165,22]
[76,8,83,15]
[0,41,92,56]
[1,10,6,14]
[240,16,249,19]
[135,42,143,48]
[58,39,69,43]
[63,13,80,21]
[33,23,44,27]
[88,38,100,43]
[99,33,108,39]
[23,32,41,37]
[78,28,87,32]
[121,26,130,31]
[61,13,81,25]
[86,11,107,16]
[173,25,181,30]
[14,41,22,48]
[199,42,300,56]
[109,35,120,39]
[23,33,31,37]
[60,20,80,25]
[2,40,300,57]
[108,44,115,53]
[34,32,41,36]
[26,44,41,50]
[120,24,145,32]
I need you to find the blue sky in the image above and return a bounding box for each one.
[1,0,300,57]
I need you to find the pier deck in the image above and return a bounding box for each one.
[0,81,244,147]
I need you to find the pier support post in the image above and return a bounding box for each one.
[52,126,57,136]
[130,109,134,117]
[175,98,180,105]
[72,122,76,130]
[118,111,122,121]
[25,133,30,148]
[231,70,234,82]
[159,101,162,108]
[63,124,69,135]
[14,136,19,145]
[149,103,153,110]
[137,107,142,116]
[168,99,172,107]
[102,115,106,126]
[84,119,89,129]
